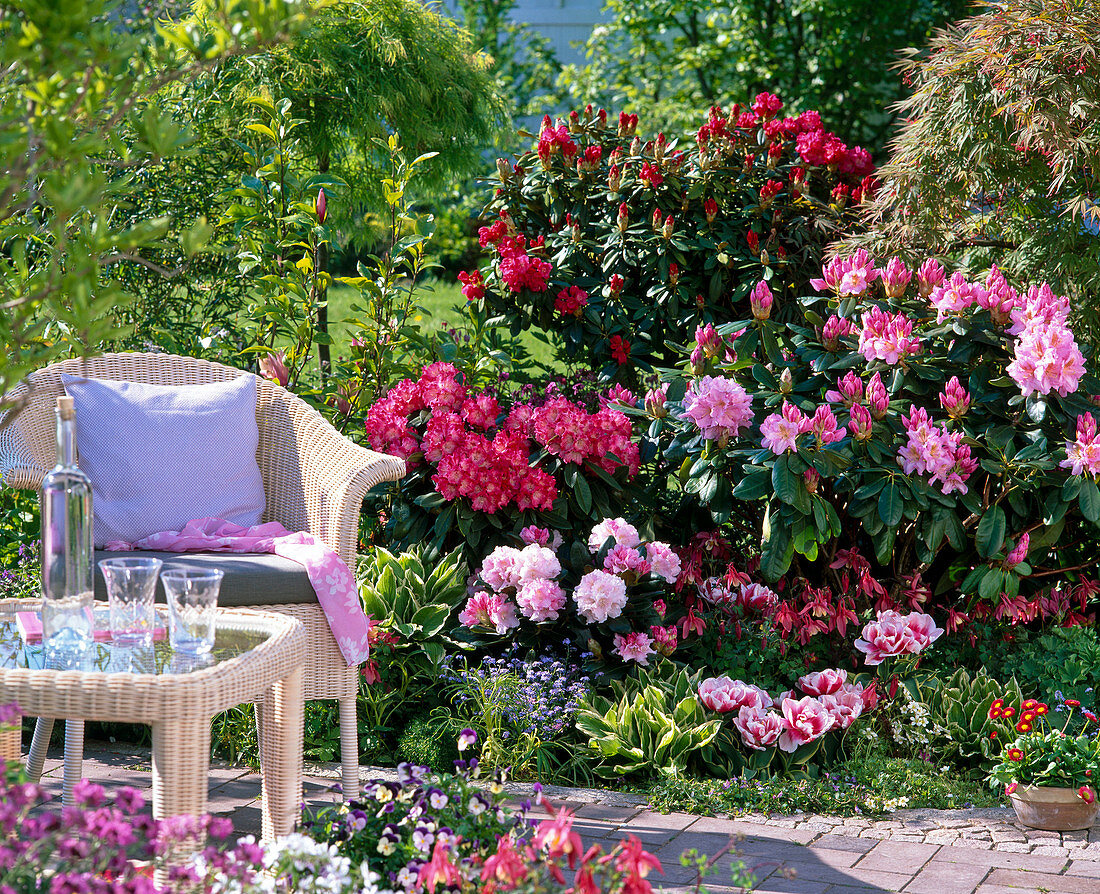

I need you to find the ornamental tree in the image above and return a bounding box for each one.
[462,96,873,380]
[653,251,1100,625]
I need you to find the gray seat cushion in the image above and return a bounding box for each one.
[93,550,317,607]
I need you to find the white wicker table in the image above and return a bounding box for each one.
[0,599,306,842]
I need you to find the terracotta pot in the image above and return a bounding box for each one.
[1009,785,1100,831]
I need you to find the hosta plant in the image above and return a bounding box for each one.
[463,95,873,377]
[655,252,1100,621]
[575,668,720,778]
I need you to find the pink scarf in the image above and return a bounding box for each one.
[106,517,370,665]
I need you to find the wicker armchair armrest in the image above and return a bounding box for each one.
[274,399,405,569]
[0,412,47,490]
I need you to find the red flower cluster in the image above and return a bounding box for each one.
[458,269,485,302]
[364,364,640,515]
[609,335,631,365]
[555,285,588,317]
[537,116,577,162]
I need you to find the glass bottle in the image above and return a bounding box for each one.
[40,394,93,661]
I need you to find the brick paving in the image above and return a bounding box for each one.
[28,740,1100,893]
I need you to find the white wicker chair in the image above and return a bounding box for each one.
[0,352,406,797]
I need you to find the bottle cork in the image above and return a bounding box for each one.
[56,395,75,419]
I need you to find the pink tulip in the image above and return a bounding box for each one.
[778,696,835,753]
[797,669,847,697]
[820,687,864,730]
[698,676,772,713]
[734,706,785,750]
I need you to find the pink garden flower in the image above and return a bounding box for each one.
[515,578,567,622]
[928,272,986,322]
[683,376,754,441]
[459,592,519,634]
[848,403,873,441]
[825,371,864,408]
[614,631,655,666]
[857,307,921,365]
[819,687,864,730]
[259,350,289,387]
[865,373,889,419]
[938,377,971,418]
[698,677,773,714]
[1004,533,1029,570]
[1061,413,1100,477]
[820,314,853,351]
[604,544,651,577]
[650,624,678,656]
[979,265,1017,325]
[734,706,785,750]
[515,544,562,582]
[750,280,774,321]
[778,696,835,752]
[854,609,943,665]
[645,541,682,583]
[916,258,945,297]
[737,582,778,611]
[880,257,911,298]
[479,546,522,591]
[645,384,669,417]
[588,518,641,553]
[808,404,845,448]
[698,577,733,605]
[760,401,809,454]
[797,669,847,697]
[573,570,628,623]
[1008,320,1086,398]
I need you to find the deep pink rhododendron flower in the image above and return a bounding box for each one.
[858,307,921,365]
[1062,413,1100,477]
[760,400,808,454]
[614,631,655,666]
[459,591,519,634]
[928,272,986,321]
[778,696,834,752]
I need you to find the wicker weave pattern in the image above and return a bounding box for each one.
[0,352,406,797]
[0,600,306,843]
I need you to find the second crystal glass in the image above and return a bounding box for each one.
[98,557,163,646]
[161,567,223,655]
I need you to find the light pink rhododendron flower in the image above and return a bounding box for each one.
[613,631,655,666]
[1008,321,1085,398]
[928,272,986,322]
[515,578,567,622]
[479,546,522,591]
[797,669,847,697]
[573,570,628,623]
[645,541,681,583]
[683,376,754,441]
[587,518,642,554]
[516,544,561,582]
[1061,413,1100,477]
[459,592,519,634]
[698,676,772,713]
[760,401,809,454]
[734,706,785,750]
[778,696,835,752]
[604,545,651,577]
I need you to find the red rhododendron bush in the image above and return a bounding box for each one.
[651,251,1100,641]
[365,362,647,555]
[460,94,873,377]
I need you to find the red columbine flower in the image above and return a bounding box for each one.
[1007,748,1024,762]
[1078,786,1096,805]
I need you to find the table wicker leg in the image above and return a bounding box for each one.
[339,693,359,799]
[63,719,85,806]
[151,714,211,824]
[25,716,53,781]
[0,709,20,764]
[258,665,303,841]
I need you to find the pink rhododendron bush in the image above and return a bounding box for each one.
[653,252,1100,629]
[460,95,873,377]
[364,363,649,556]
[455,519,682,667]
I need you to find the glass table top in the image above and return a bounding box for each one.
[0,605,270,676]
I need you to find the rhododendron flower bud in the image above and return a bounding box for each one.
[617,203,629,233]
[848,403,873,441]
[662,215,676,240]
[608,164,621,193]
[803,468,820,493]
[766,142,783,168]
[652,208,663,231]
[609,274,625,296]
[746,230,760,254]
[916,258,945,297]
[750,280,773,321]
[597,107,607,127]
[866,373,889,419]
[571,223,582,243]
[820,314,852,351]
[779,367,793,394]
[629,136,641,155]
[315,187,327,224]
[704,197,718,223]
[831,183,849,207]
[1004,533,1029,570]
[669,262,680,285]
[645,383,669,418]
[808,404,844,447]
[259,350,289,387]
[649,624,678,656]
[759,248,770,266]
[939,376,971,418]
[695,323,722,358]
[980,265,1017,325]
[496,157,511,181]
[826,370,864,407]
[881,257,911,298]
[759,180,782,206]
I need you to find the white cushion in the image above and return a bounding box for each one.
[61,374,266,547]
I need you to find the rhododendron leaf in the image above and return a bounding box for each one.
[733,468,771,501]
[573,476,593,515]
[976,505,1007,558]
[873,526,896,567]
[960,565,986,595]
[877,482,903,527]
[1025,395,1048,423]
[1079,478,1100,523]
[979,567,1004,602]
